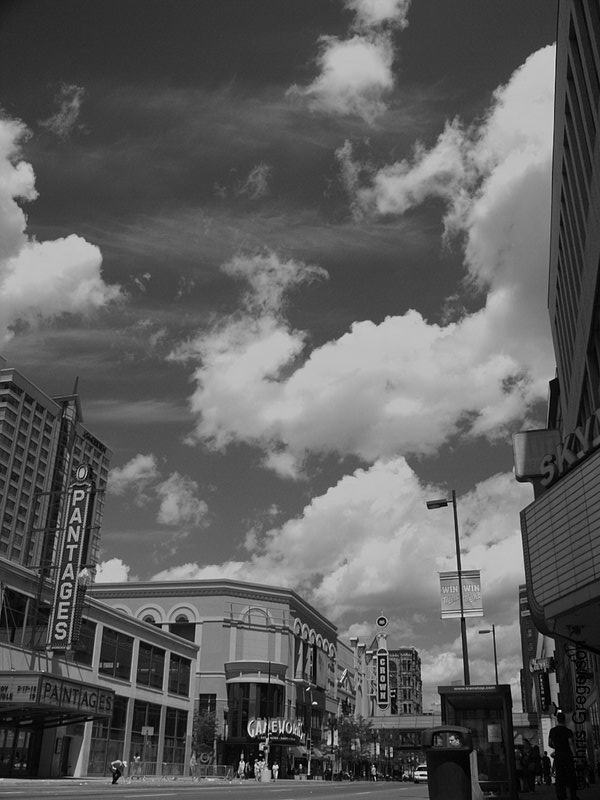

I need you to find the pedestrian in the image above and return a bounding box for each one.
[527,745,542,791]
[237,757,245,779]
[371,763,377,781]
[131,752,141,779]
[272,761,279,781]
[542,751,552,785]
[110,758,126,785]
[189,751,197,779]
[549,711,580,800]
[515,746,526,792]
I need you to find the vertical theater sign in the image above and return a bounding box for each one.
[47,465,96,650]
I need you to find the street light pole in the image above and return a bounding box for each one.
[427,489,470,686]
[478,625,498,685]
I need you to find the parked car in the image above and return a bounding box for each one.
[413,764,428,783]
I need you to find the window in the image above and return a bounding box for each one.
[198,693,217,715]
[88,695,129,776]
[131,700,161,774]
[168,614,195,642]
[99,628,133,681]
[168,654,191,696]
[72,618,97,665]
[0,587,27,645]
[137,642,165,689]
[164,708,188,775]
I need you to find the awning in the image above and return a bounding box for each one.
[311,747,324,759]
[0,671,114,729]
[289,745,308,757]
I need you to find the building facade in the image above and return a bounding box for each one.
[90,578,356,780]
[0,557,198,778]
[513,0,600,774]
[389,648,423,716]
[0,359,111,569]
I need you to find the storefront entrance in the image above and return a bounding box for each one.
[0,671,114,777]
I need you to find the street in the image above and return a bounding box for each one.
[0,780,430,800]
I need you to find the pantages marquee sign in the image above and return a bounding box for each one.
[540,406,600,487]
[47,465,96,650]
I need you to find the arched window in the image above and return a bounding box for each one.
[169,614,195,642]
[143,614,158,626]
[237,607,269,660]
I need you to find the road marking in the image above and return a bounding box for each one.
[123,794,177,798]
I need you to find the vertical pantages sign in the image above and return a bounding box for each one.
[439,569,483,619]
[47,465,95,650]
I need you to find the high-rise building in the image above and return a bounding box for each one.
[0,358,111,568]
[513,0,600,761]
[389,647,422,716]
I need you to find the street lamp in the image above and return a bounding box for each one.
[293,679,318,777]
[478,624,498,685]
[426,489,470,685]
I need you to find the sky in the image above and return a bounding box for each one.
[0,0,558,710]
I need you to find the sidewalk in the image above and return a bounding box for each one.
[520,782,600,800]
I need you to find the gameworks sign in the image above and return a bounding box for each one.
[47,465,95,650]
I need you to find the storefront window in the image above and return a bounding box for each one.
[88,695,128,775]
[131,700,162,775]
[137,642,165,689]
[99,628,133,681]
[163,707,187,776]
[226,683,283,739]
[168,654,190,696]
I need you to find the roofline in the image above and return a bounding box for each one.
[91,577,338,634]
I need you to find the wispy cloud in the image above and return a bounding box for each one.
[39,82,86,139]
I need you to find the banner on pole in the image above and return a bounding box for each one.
[439,570,483,618]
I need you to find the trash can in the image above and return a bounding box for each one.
[422,726,473,800]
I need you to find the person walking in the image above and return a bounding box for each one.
[542,751,552,785]
[549,711,580,800]
[272,762,279,781]
[110,758,126,785]
[371,763,377,781]
[189,751,197,779]
[527,745,542,791]
[131,753,141,780]
[237,757,245,779]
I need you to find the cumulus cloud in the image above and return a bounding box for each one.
[175,48,555,470]
[346,0,411,30]
[288,34,396,123]
[0,115,123,342]
[95,558,130,583]
[150,463,528,621]
[156,472,208,527]
[149,462,530,706]
[108,453,208,530]
[108,453,160,500]
[39,83,86,139]
[287,0,410,123]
